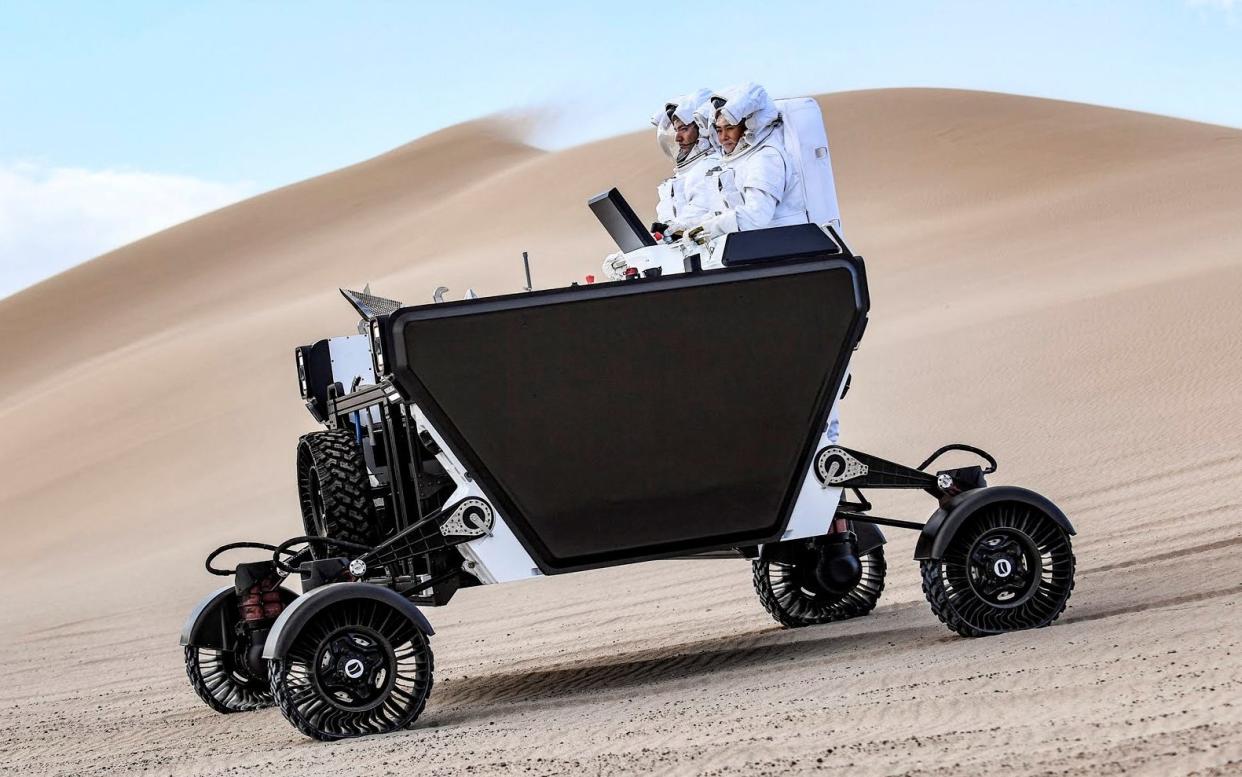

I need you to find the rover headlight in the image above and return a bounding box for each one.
[295,348,308,399]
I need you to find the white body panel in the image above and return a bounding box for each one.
[616,242,692,277]
[410,406,541,584]
[328,335,381,423]
[783,449,845,539]
[703,236,729,270]
[779,374,848,542]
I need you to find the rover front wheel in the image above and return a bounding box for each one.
[753,541,886,628]
[921,501,1075,637]
[269,599,434,741]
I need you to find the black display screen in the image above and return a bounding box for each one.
[588,188,658,253]
[390,259,862,571]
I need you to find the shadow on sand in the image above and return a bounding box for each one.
[429,608,939,717]
[426,574,1242,722]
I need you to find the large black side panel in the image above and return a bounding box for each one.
[387,257,866,573]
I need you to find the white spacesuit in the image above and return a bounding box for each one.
[694,83,808,240]
[652,89,722,233]
[695,84,840,442]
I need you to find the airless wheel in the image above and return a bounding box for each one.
[753,538,886,628]
[184,642,272,714]
[269,598,434,740]
[921,502,1075,637]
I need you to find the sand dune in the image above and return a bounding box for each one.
[2,89,1241,775]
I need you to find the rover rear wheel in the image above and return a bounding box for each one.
[753,541,886,628]
[269,598,434,741]
[184,644,272,714]
[296,429,379,555]
[921,501,1075,637]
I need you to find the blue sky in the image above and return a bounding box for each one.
[1,0,1239,297]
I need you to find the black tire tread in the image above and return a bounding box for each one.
[183,645,272,714]
[297,428,379,550]
[268,658,324,740]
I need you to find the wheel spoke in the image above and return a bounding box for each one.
[185,642,272,714]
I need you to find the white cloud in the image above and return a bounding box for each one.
[0,162,255,299]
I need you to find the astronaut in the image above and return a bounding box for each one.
[601,90,722,280]
[695,84,841,443]
[652,88,722,235]
[689,82,808,242]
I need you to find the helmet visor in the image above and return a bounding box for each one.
[656,122,680,162]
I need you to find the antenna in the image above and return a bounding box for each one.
[521,251,533,292]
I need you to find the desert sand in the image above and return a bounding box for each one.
[1,88,1240,776]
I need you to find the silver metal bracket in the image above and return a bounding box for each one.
[439,497,495,538]
[815,446,869,487]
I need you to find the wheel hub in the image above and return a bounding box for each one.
[313,627,395,711]
[966,529,1041,607]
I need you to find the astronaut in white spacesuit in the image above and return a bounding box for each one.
[694,83,841,443]
[689,82,809,242]
[601,90,722,279]
[652,88,722,235]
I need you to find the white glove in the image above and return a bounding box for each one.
[698,211,738,241]
[602,252,629,281]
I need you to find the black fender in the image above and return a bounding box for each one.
[852,520,886,556]
[914,485,1075,561]
[179,584,298,648]
[261,582,434,661]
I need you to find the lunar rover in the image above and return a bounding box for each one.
[180,99,1076,740]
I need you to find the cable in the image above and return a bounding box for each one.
[204,542,281,576]
[271,535,375,574]
[917,444,998,474]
